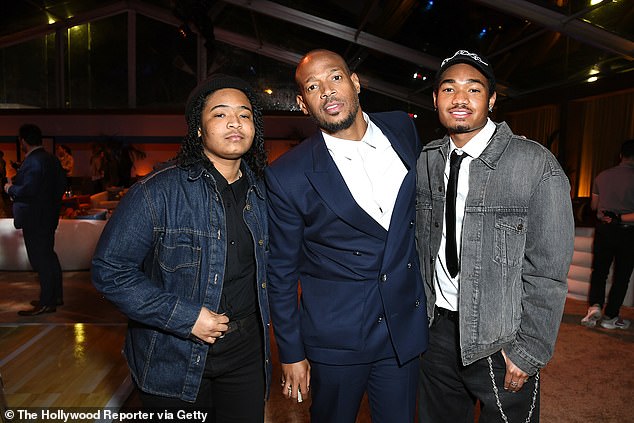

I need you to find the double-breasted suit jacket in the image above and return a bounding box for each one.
[266,111,428,366]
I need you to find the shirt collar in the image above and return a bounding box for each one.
[323,112,389,159]
[449,118,495,158]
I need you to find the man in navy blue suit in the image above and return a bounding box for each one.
[5,124,66,316]
[266,49,428,423]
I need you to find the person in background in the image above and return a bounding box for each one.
[90,143,105,194]
[91,74,270,420]
[0,150,10,218]
[0,150,6,186]
[416,50,574,422]
[5,124,66,315]
[56,144,74,195]
[55,144,74,176]
[581,139,634,330]
[266,49,427,423]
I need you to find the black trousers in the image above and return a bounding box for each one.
[419,310,540,423]
[588,223,634,318]
[139,313,265,423]
[23,227,63,306]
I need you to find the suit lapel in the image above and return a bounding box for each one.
[372,116,413,172]
[305,133,387,241]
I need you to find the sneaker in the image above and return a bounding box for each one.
[600,316,631,330]
[580,305,602,327]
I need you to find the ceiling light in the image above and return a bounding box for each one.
[264,89,273,95]
[587,76,598,83]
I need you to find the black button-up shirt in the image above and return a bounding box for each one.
[210,166,257,320]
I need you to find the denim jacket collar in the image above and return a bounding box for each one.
[185,161,265,200]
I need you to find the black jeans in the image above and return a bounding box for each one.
[588,223,634,318]
[23,227,63,306]
[139,313,265,423]
[419,310,540,423]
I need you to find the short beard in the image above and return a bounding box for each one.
[449,121,486,134]
[451,124,473,134]
[312,97,360,134]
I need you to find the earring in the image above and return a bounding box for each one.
[488,106,493,112]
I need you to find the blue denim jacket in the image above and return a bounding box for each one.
[92,162,270,402]
[416,122,574,375]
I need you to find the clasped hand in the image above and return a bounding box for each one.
[191,307,229,344]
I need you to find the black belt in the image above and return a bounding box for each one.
[435,307,459,321]
[224,312,258,335]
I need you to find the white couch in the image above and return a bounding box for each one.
[90,191,120,210]
[0,218,106,271]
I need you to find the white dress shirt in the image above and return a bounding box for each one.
[435,119,496,311]
[323,113,407,230]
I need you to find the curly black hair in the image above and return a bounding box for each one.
[176,86,267,179]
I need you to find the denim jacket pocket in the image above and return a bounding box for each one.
[156,232,202,299]
[493,212,527,267]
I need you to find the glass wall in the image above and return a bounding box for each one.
[65,14,128,108]
[0,34,56,108]
[136,15,197,109]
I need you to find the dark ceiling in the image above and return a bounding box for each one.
[1,0,633,114]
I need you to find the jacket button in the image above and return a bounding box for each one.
[245,204,252,211]
[517,223,523,230]
[415,300,420,307]
[377,315,384,323]
[258,239,264,246]
[407,262,412,269]
[353,251,362,256]
[430,257,435,264]
[438,186,443,192]
[261,282,266,289]
[434,222,439,228]
[380,274,387,282]
[409,220,414,227]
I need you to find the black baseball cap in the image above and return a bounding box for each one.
[436,50,496,93]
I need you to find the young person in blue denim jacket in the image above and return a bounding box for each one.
[92,75,270,420]
[415,50,575,422]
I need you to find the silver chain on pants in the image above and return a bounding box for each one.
[487,356,539,423]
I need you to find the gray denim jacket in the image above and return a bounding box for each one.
[415,122,574,375]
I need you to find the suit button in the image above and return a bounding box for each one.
[380,274,387,282]
[353,251,362,256]
[434,222,439,228]
[415,300,420,307]
[258,239,264,246]
[438,186,443,192]
[377,315,384,323]
[409,220,414,227]
[407,262,412,269]
[261,282,266,289]
[245,204,252,211]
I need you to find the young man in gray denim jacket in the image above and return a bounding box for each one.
[415,50,574,422]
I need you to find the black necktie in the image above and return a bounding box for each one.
[445,150,467,278]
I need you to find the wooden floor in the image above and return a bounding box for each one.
[1,324,130,408]
[1,270,633,422]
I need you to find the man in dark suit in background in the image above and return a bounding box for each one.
[5,124,66,316]
[266,49,428,423]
